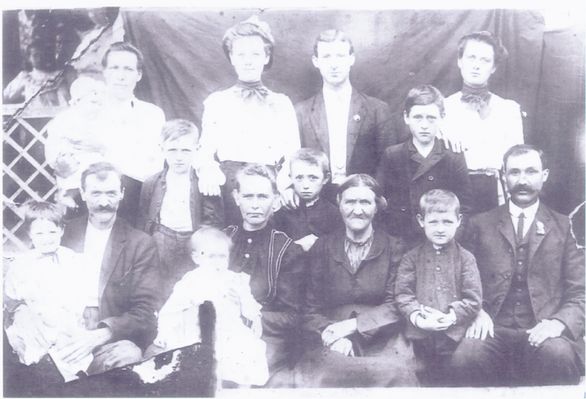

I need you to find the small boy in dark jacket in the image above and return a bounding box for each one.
[376,85,471,245]
[395,189,482,385]
[273,148,341,251]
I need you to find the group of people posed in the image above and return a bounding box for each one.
[3,15,583,389]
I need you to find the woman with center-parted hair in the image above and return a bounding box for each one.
[197,15,300,225]
[294,174,418,387]
[441,31,524,214]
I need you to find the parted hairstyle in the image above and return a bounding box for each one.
[502,144,548,171]
[337,173,387,211]
[234,163,278,194]
[190,226,233,254]
[102,41,144,72]
[457,31,508,67]
[404,84,445,117]
[289,148,331,177]
[418,189,461,217]
[161,119,200,143]
[81,162,123,191]
[222,16,275,70]
[20,200,65,232]
[313,29,354,56]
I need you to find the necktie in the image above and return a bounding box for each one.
[516,212,525,243]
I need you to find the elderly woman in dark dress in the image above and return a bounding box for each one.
[294,174,418,387]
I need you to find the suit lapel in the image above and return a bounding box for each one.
[411,140,446,182]
[527,204,551,265]
[98,219,126,304]
[346,90,365,166]
[309,92,330,155]
[497,205,516,251]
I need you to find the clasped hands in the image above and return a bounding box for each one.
[465,309,565,347]
[321,318,357,357]
[410,305,457,331]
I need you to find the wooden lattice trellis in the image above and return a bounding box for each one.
[3,104,65,253]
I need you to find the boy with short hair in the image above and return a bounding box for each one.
[395,189,482,385]
[273,148,342,251]
[376,84,471,245]
[138,119,224,288]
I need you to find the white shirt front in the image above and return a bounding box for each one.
[83,222,114,306]
[160,171,193,232]
[200,86,300,166]
[97,97,166,182]
[509,200,539,239]
[442,92,524,171]
[323,85,352,184]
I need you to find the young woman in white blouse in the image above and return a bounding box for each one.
[441,31,524,213]
[197,16,300,225]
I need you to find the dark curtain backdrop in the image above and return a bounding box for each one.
[4,8,579,213]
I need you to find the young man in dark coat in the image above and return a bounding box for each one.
[376,85,471,245]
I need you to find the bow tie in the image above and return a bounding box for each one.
[461,83,492,119]
[236,80,269,101]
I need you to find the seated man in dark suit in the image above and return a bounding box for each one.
[450,144,584,386]
[284,29,404,206]
[61,162,164,374]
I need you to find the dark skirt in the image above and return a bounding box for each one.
[293,329,419,388]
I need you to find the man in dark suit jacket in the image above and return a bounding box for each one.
[60,162,163,374]
[449,145,584,386]
[288,29,404,205]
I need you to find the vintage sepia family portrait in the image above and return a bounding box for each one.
[2,4,585,396]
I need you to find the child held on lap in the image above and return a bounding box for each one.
[394,189,482,382]
[273,148,342,251]
[154,227,269,387]
[4,201,93,378]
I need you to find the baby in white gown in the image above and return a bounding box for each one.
[3,201,93,381]
[154,227,269,387]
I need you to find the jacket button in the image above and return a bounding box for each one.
[427,176,434,181]
[400,207,407,212]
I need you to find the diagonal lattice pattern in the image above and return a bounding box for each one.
[3,105,62,253]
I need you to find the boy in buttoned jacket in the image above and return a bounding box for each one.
[395,189,481,385]
[376,85,471,245]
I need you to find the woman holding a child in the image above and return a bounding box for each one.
[294,174,418,387]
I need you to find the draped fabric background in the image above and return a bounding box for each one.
[3,8,583,214]
[122,8,584,214]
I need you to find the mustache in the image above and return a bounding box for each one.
[511,184,535,194]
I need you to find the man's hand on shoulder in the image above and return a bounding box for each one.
[280,187,299,210]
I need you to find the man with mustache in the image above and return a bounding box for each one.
[449,144,584,386]
[60,162,163,374]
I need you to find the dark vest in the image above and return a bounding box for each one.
[495,222,536,328]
